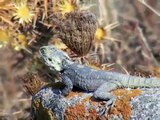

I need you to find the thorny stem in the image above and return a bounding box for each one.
[137,26,159,66]
[138,0,160,17]
[104,22,120,30]
[98,0,107,23]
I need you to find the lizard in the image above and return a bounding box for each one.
[39,45,160,103]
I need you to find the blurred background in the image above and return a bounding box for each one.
[0,0,160,119]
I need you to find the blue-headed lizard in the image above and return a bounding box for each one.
[39,45,160,104]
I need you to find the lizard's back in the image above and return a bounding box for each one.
[63,62,122,91]
[63,62,160,91]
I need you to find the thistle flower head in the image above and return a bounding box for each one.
[54,0,79,15]
[13,1,34,25]
[95,21,120,43]
[12,34,27,51]
[95,26,106,42]
[0,29,9,48]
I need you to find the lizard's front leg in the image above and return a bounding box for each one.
[60,74,73,96]
[94,81,120,105]
[94,81,120,115]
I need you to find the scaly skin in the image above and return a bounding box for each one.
[39,45,160,101]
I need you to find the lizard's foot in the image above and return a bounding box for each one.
[93,81,119,115]
[98,97,116,116]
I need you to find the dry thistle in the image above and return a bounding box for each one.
[22,73,46,96]
[0,0,15,26]
[54,10,98,56]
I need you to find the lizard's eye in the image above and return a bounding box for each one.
[48,58,52,62]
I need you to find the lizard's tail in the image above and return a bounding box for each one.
[119,74,160,88]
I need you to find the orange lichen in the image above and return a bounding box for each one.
[108,89,141,120]
[66,91,100,108]
[65,104,86,120]
[86,109,99,120]
[65,100,104,120]
[113,89,141,98]
[65,91,83,99]
[65,94,105,119]
[83,96,104,107]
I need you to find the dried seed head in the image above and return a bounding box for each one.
[54,10,98,56]
[22,73,45,95]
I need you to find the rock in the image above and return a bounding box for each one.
[31,83,160,120]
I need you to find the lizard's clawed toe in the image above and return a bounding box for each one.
[98,98,116,116]
[98,107,108,116]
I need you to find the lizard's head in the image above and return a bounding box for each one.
[39,45,70,71]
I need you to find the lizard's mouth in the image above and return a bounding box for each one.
[39,47,48,64]
[39,47,49,60]
[39,47,45,55]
